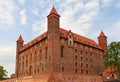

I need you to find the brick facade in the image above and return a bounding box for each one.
[0,73,103,82]
[15,7,107,80]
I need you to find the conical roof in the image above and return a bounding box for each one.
[17,35,24,42]
[98,31,106,37]
[48,6,60,17]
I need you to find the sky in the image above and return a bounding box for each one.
[0,0,120,77]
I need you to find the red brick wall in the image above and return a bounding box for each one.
[0,73,103,82]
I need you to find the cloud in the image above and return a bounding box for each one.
[0,0,18,29]
[31,8,39,16]
[105,20,120,43]
[59,0,99,35]
[19,9,27,25]
[18,0,25,5]
[32,20,47,34]
[0,44,15,77]
[102,0,113,7]
[115,1,120,8]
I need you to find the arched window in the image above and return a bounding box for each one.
[45,47,48,59]
[61,46,64,58]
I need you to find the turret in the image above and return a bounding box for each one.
[15,35,24,77]
[47,7,61,72]
[98,31,107,53]
[47,6,60,38]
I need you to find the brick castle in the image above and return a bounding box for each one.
[15,7,107,77]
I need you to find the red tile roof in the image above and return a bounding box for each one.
[60,28,102,49]
[48,6,60,17]
[17,35,24,42]
[20,28,103,52]
[20,32,47,52]
[98,31,106,37]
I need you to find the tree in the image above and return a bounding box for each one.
[104,41,120,69]
[0,66,7,80]
[11,73,15,78]
[104,41,120,80]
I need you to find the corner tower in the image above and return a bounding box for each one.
[98,31,107,53]
[47,7,60,72]
[15,35,24,77]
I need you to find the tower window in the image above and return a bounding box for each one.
[61,46,64,58]
[45,47,48,59]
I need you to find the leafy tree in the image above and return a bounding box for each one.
[104,41,120,69]
[0,66,7,80]
[11,73,15,78]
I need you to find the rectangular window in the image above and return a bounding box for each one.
[90,59,92,63]
[81,63,83,68]
[75,49,77,53]
[80,51,82,54]
[81,57,83,61]
[75,62,77,67]
[86,64,88,68]
[81,69,83,74]
[62,67,64,72]
[86,70,88,74]
[75,55,77,60]
[75,69,77,73]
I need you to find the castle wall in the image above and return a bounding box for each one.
[18,38,50,77]
[0,73,103,82]
[59,37,104,75]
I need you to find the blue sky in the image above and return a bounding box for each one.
[0,0,120,77]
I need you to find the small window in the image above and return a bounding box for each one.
[90,59,92,63]
[75,69,77,73]
[80,51,82,54]
[81,57,83,61]
[45,47,48,59]
[86,64,88,68]
[75,55,77,60]
[81,69,83,74]
[86,58,88,62]
[75,62,77,67]
[61,46,64,58]
[75,49,77,53]
[86,70,88,74]
[62,67,64,72]
[81,63,83,68]
[42,68,44,72]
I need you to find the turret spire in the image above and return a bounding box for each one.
[98,31,106,37]
[47,6,60,17]
[17,35,24,42]
[98,31,107,53]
